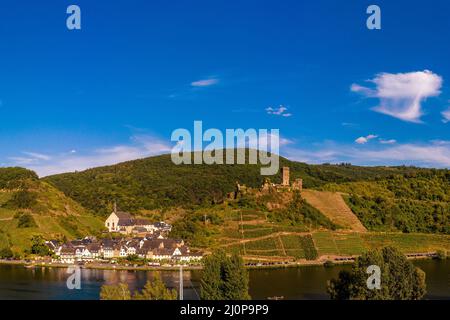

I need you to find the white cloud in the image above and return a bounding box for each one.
[351,70,443,123]
[191,78,219,87]
[355,134,378,144]
[355,137,367,144]
[266,105,292,117]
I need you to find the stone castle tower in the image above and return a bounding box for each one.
[282,167,290,186]
[292,178,303,192]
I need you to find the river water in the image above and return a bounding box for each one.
[0,259,448,300]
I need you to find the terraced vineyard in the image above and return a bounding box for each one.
[216,206,450,262]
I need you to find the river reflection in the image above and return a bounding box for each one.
[0,259,448,300]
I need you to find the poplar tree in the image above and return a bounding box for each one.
[200,250,250,300]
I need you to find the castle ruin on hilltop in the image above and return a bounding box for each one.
[231,166,302,199]
[262,166,302,192]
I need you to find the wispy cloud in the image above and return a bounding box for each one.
[191,78,219,87]
[283,140,450,168]
[351,70,443,123]
[355,134,378,144]
[442,104,450,123]
[8,157,36,165]
[8,133,450,177]
[8,135,172,177]
[379,139,397,145]
[8,152,52,165]
[341,122,359,128]
[266,105,292,117]
[22,152,51,161]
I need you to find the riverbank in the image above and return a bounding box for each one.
[1,259,449,300]
[0,251,441,272]
[0,259,203,271]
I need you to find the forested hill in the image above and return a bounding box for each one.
[43,151,450,216]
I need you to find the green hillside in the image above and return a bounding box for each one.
[43,151,447,216]
[0,168,104,255]
[322,172,450,234]
[2,152,450,260]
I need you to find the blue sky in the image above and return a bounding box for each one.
[0,0,449,176]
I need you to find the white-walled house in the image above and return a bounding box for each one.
[59,247,76,264]
[126,246,137,256]
[102,246,114,259]
[105,211,133,233]
[119,247,127,258]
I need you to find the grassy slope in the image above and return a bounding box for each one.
[302,190,367,232]
[0,176,104,254]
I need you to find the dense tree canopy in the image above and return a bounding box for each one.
[327,246,427,300]
[325,172,450,234]
[201,250,250,300]
[30,235,51,256]
[0,167,38,189]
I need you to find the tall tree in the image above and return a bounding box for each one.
[133,274,178,300]
[222,252,251,300]
[327,246,427,300]
[200,250,250,300]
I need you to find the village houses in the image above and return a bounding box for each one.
[46,206,202,264]
[50,235,202,264]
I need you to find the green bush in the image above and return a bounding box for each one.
[17,213,37,228]
[435,250,447,260]
[0,248,13,259]
[324,260,335,268]
[4,191,38,209]
[300,235,318,260]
